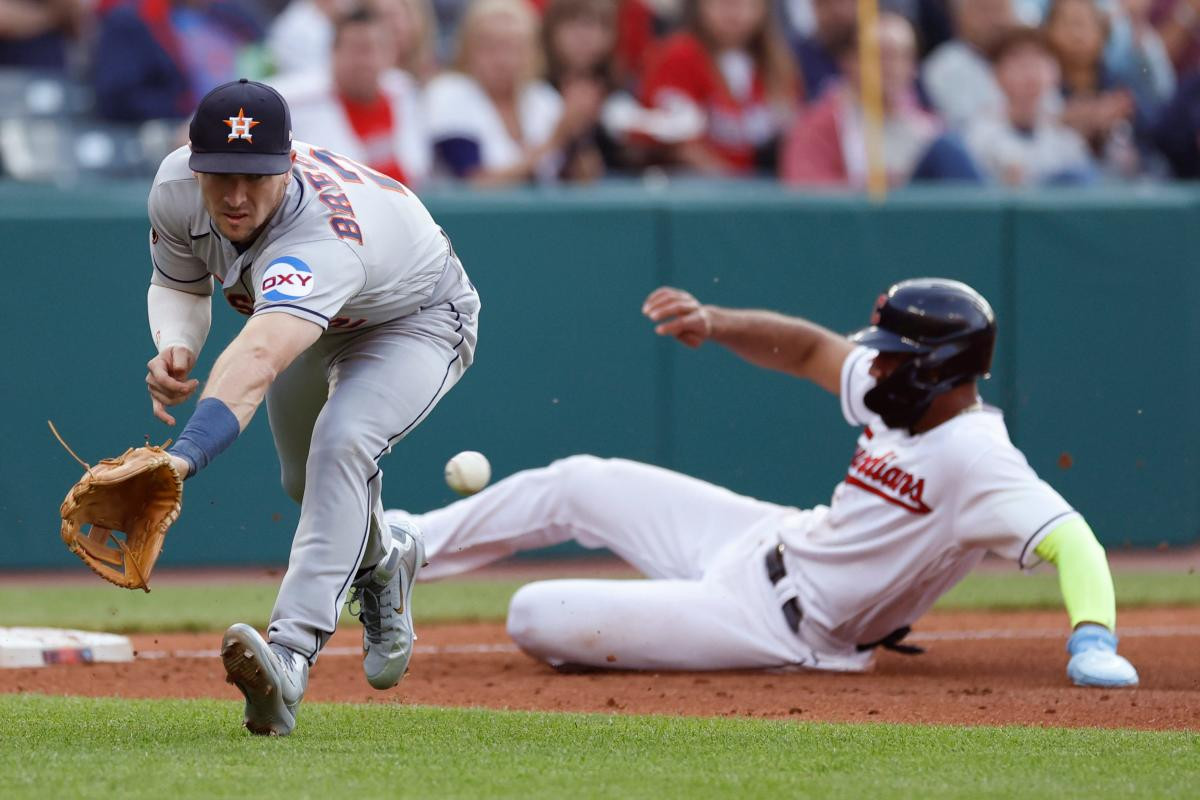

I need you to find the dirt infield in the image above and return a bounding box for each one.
[4,607,1197,730]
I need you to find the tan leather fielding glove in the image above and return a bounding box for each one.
[59,445,183,591]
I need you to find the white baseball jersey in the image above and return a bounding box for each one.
[779,346,1078,662]
[401,346,1081,673]
[147,141,451,334]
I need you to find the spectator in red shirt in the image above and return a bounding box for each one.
[638,0,799,174]
[272,6,430,184]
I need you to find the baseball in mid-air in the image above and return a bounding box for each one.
[444,451,491,495]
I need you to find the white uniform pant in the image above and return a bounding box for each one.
[266,259,479,663]
[413,456,824,670]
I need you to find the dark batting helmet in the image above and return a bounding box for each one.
[849,278,996,430]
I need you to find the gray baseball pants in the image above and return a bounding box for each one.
[265,257,479,662]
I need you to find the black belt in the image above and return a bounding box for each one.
[765,544,925,656]
[765,544,803,633]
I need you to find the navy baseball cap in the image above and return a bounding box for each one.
[188,79,293,175]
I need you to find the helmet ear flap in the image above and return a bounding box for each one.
[865,341,980,430]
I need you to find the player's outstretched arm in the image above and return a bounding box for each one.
[164,313,322,478]
[642,286,854,395]
[202,313,323,427]
[1034,518,1139,688]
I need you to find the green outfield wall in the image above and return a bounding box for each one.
[1,183,1196,569]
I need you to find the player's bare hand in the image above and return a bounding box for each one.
[642,286,713,348]
[146,346,199,425]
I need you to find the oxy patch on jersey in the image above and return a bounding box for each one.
[261,256,315,301]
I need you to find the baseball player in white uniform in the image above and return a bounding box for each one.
[144,79,480,735]
[395,279,1138,687]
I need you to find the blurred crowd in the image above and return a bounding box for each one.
[6,0,1200,186]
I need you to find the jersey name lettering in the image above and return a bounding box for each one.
[845,447,932,514]
[294,150,365,246]
[292,148,409,247]
[320,192,354,216]
[305,170,337,192]
[330,217,363,244]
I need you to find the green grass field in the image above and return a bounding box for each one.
[1,570,1197,633]
[2,695,1197,800]
[3,570,1198,799]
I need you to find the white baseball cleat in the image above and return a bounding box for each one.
[220,623,308,736]
[348,515,426,690]
[1065,623,1139,688]
[1067,650,1140,688]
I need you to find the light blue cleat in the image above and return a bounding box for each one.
[349,515,426,690]
[1066,624,1139,688]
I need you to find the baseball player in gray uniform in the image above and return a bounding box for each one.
[395,279,1138,688]
[144,79,480,735]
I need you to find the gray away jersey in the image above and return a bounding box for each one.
[147,141,450,333]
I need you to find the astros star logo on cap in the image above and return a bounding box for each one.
[190,80,293,174]
[225,107,260,142]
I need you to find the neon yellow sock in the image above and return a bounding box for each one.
[1034,517,1116,631]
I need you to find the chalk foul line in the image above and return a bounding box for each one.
[136,642,519,660]
[908,625,1200,642]
[133,626,1200,661]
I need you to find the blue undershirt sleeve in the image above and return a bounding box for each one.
[168,397,241,478]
